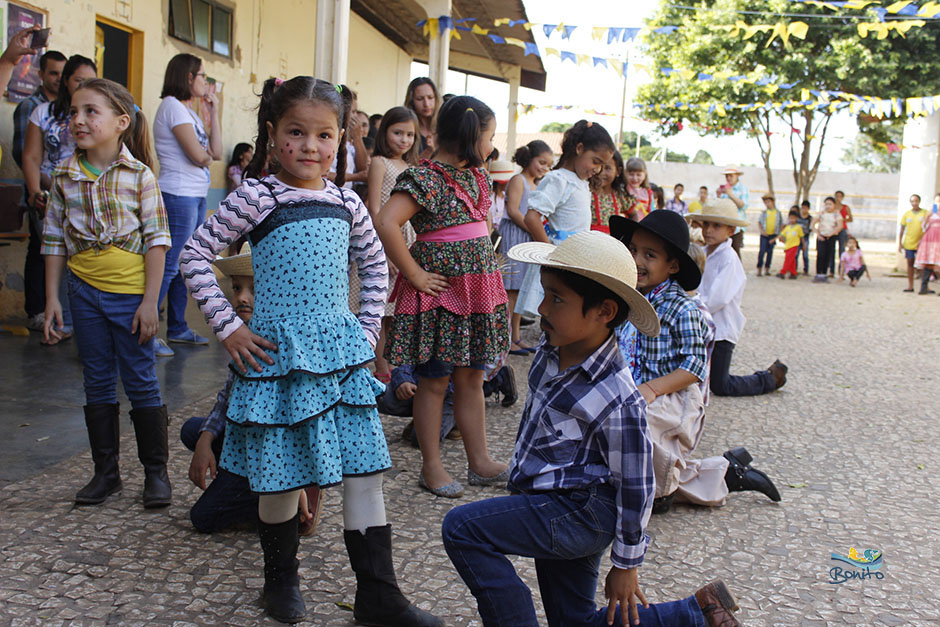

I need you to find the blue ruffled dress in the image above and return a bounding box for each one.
[219,191,389,493]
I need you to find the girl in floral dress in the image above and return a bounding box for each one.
[590,150,630,233]
[377,96,509,498]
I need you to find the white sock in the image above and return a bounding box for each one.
[343,474,387,534]
[258,489,302,524]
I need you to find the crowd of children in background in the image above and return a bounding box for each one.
[20,20,938,621]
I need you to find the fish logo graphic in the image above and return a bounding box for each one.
[830,547,883,570]
[828,547,885,583]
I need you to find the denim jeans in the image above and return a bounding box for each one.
[68,273,160,408]
[709,340,774,397]
[442,485,704,627]
[375,384,456,444]
[158,192,206,337]
[799,236,811,272]
[830,229,849,275]
[757,234,776,269]
[180,416,258,533]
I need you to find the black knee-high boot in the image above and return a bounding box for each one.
[344,525,443,627]
[259,514,306,624]
[75,403,122,504]
[919,270,935,294]
[129,405,171,508]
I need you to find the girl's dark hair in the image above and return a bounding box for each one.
[161,53,203,100]
[51,55,97,119]
[542,267,630,329]
[557,120,615,170]
[848,236,860,249]
[651,183,665,210]
[513,140,552,168]
[824,195,837,204]
[73,78,154,169]
[246,76,349,184]
[435,95,494,168]
[372,106,420,165]
[404,77,440,121]
[789,206,800,216]
[593,151,627,194]
[228,142,253,168]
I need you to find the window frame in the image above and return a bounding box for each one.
[168,0,233,59]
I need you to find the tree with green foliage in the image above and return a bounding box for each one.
[637,0,940,203]
[540,122,572,133]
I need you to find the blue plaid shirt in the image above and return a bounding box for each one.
[199,372,235,439]
[12,87,48,168]
[618,279,708,385]
[508,334,654,569]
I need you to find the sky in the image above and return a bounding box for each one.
[409,0,863,172]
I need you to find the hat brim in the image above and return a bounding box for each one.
[693,213,749,228]
[213,253,253,277]
[608,216,702,291]
[508,243,661,337]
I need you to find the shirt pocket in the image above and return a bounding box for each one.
[532,405,585,467]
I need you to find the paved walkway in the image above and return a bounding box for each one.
[2,244,939,625]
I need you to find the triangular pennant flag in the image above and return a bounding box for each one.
[544,47,560,58]
[592,27,607,41]
[543,24,557,38]
[576,54,592,65]
[697,73,713,81]
[608,27,623,44]
[653,25,679,34]
[593,57,608,68]
[487,33,505,44]
[560,51,577,64]
[504,37,526,49]
[524,42,540,57]
[562,25,576,39]
[622,27,642,41]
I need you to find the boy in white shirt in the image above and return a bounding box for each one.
[697,199,787,396]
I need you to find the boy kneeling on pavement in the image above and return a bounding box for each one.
[442,231,744,626]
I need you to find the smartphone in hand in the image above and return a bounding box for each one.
[29,28,50,50]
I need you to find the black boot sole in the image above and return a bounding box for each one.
[75,481,123,505]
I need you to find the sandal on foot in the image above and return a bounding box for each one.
[467,467,510,487]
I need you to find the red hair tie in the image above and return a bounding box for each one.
[586,121,593,128]
[274,77,284,87]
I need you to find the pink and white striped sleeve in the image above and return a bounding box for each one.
[344,188,388,347]
[180,180,275,340]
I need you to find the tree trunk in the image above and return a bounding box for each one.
[788,109,833,206]
[748,112,774,197]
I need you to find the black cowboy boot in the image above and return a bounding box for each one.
[344,525,443,626]
[723,447,781,502]
[75,403,122,504]
[129,405,172,508]
[259,514,306,624]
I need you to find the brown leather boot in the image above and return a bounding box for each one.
[768,360,787,389]
[694,580,741,626]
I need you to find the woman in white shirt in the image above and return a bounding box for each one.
[152,53,222,355]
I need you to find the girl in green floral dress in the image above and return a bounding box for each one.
[376,96,509,498]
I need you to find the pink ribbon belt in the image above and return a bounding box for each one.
[416,221,489,243]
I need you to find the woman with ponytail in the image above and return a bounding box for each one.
[376,95,510,499]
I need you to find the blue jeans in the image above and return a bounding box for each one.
[709,340,775,397]
[442,486,704,627]
[180,416,258,533]
[799,236,811,272]
[757,234,776,269]
[68,273,160,408]
[158,192,206,337]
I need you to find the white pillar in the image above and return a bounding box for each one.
[895,113,940,267]
[416,0,452,93]
[506,71,520,156]
[314,0,350,85]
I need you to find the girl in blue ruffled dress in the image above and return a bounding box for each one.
[181,77,440,627]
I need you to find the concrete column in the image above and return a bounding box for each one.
[895,113,940,268]
[314,0,350,85]
[416,0,452,92]
[506,70,520,156]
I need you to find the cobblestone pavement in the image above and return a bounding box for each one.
[2,246,939,626]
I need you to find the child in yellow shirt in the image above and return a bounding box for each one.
[777,209,805,279]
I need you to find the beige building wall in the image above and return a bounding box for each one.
[0,0,417,320]
[345,12,411,117]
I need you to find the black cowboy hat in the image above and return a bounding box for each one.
[609,212,702,291]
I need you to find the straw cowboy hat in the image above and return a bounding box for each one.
[488,160,515,183]
[722,165,743,175]
[508,231,660,336]
[609,211,702,291]
[213,244,253,277]
[696,198,749,227]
